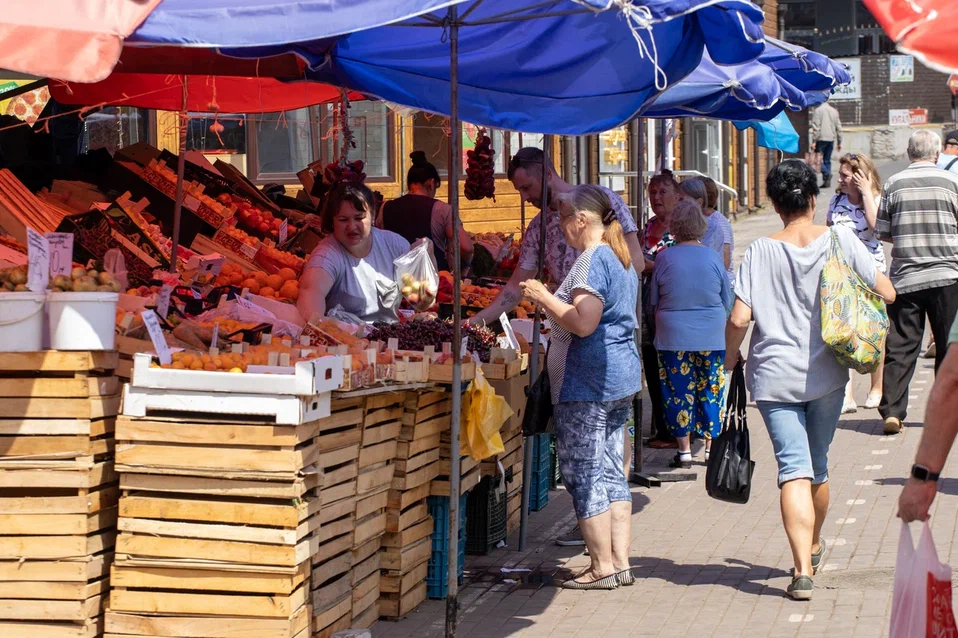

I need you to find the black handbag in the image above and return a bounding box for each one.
[705,362,755,504]
[522,364,553,437]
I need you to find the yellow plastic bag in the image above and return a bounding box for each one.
[460,368,511,461]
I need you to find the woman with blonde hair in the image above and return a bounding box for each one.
[827,152,886,413]
[648,199,732,468]
[520,184,641,590]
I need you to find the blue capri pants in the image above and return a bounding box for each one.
[756,388,845,487]
[554,396,634,520]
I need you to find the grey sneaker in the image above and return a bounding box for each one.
[787,575,813,600]
[555,525,585,547]
[811,538,827,575]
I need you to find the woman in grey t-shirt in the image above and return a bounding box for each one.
[724,160,896,601]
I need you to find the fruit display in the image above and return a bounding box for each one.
[399,272,437,311]
[144,222,196,263]
[146,160,234,221]
[217,224,260,251]
[368,319,497,362]
[0,265,122,293]
[212,263,300,303]
[255,244,305,276]
[153,338,340,373]
[217,193,297,242]
[465,129,496,201]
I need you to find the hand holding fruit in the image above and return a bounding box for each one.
[518,279,549,305]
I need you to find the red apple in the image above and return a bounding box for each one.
[248,213,261,227]
[258,222,270,233]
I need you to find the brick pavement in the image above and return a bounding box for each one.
[374,203,950,638]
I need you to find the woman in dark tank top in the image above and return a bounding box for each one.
[379,151,473,271]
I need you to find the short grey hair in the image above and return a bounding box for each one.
[907,130,942,162]
[670,199,708,243]
[679,178,708,205]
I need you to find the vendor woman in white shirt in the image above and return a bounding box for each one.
[298,182,410,323]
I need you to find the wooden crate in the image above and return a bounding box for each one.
[378,581,427,620]
[106,600,310,638]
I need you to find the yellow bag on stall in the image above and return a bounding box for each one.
[460,369,511,461]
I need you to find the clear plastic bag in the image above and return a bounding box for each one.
[890,521,958,638]
[393,239,439,312]
[103,249,129,292]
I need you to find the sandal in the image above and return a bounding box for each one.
[669,453,692,469]
[811,538,827,575]
[561,571,619,590]
[616,569,635,586]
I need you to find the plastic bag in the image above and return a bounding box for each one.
[103,248,129,292]
[196,301,302,340]
[393,239,439,312]
[890,521,958,638]
[805,150,823,173]
[460,368,510,461]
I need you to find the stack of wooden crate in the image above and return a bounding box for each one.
[0,350,120,638]
[310,396,362,638]
[107,353,341,638]
[377,389,448,620]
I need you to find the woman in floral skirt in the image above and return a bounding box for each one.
[648,199,732,467]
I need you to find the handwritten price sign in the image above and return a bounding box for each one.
[45,233,74,278]
[26,228,50,292]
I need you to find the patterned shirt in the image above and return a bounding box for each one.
[827,192,886,273]
[518,186,637,282]
[546,244,641,403]
[876,162,958,294]
[702,212,735,284]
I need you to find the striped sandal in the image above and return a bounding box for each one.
[560,572,619,590]
[616,569,635,586]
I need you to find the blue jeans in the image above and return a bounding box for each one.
[816,140,834,178]
[554,397,633,520]
[756,388,844,487]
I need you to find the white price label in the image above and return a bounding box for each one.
[26,228,50,293]
[184,194,201,211]
[187,254,226,275]
[141,309,172,365]
[279,219,288,244]
[45,233,73,278]
[156,284,173,319]
[211,322,219,349]
[499,313,520,350]
[235,294,277,319]
[460,337,468,359]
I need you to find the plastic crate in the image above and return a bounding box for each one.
[426,546,465,598]
[528,470,550,512]
[465,475,507,555]
[531,433,551,474]
[428,494,467,552]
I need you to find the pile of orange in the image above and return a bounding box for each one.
[213,263,300,303]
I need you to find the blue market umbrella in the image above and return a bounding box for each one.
[760,37,851,97]
[735,111,800,153]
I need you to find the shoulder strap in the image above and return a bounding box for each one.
[946,157,958,171]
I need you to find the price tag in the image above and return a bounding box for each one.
[235,294,277,319]
[184,194,202,211]
[387,338,399,351]
[460,337,468,359]
[141,309,172,365]
[499,313,520,350]
[279,219,288,244]
[186,253,225,276]
[211,322,219,350]
[26,228,50,292]
[156,284,173,319]
[45,233,73,278]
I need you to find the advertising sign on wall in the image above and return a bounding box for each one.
[832,58,861,100]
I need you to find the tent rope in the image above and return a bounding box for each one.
[613,1,668,91]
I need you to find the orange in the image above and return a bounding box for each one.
[260,286,275,298]
[265,274,283,290]
[278,267,297,282]
[253,271,269,285]
[241,278,260,294]
[229,272,244,286]
[279,281,299,301]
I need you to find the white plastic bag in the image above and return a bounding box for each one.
[393,239,439,312]
[890,521,958,638]
[103,248,129,292]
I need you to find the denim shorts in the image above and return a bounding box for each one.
[756,388,845,487]
[554,396,634,520]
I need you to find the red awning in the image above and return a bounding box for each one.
[865,0,958,73]
[51,74,362,113]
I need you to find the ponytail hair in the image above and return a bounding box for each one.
[564,184,632,271]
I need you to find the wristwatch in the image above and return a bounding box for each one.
[911,464,941,482]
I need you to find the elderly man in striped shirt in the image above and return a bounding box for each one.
[877,130,958,435]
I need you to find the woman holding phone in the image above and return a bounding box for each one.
[827,152,886,414]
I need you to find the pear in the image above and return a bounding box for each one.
[71,267,86,280]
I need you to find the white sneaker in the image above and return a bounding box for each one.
[864,391,882,409]
[842,397,858,414]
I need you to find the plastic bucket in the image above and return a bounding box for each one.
[0,291,46,352]
[47,292,119,351]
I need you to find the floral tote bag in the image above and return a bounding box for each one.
[820,230,888,373]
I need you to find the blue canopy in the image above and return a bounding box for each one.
[128,0,768,135]
[640,51,806,121]
[759,37,851,95]
[735,111,800,153]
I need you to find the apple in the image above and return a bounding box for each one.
[248,213,261,227]
[258,223,270,233]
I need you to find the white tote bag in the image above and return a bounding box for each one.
[889,521,958,638]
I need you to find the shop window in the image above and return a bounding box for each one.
[250,108,316,181]
[322,101,393,179]
[81,106,149,155]
[185,112,247,155]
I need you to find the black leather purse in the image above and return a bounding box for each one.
[705,362,755,504]
[521,364,553,437]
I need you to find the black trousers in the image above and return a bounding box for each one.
[880,281,958,421]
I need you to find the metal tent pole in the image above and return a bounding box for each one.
[169,77,188,273]
[518,132,525,230]
[445,6,462,637]
[519,134,551,551]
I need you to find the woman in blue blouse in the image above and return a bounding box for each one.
[649,199,732,469]
[520,184,641,591]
